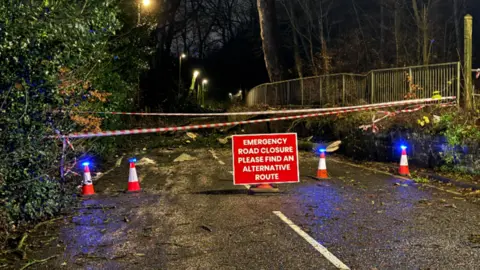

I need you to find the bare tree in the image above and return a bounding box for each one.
[257,0,285,81]
[411,0,441,65]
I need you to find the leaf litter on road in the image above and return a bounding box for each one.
[199,225,213,232]
[468,234,480,244]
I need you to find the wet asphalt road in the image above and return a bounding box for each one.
[22,148,480,270]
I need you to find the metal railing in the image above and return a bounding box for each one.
[246,62,461,107]
[473,69,480,110]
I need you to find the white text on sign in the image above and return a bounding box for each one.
[232,133,299,185]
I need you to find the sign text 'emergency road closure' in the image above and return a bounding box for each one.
[232,133,299,185]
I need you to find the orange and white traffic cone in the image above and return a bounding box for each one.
[127,159,141,192]
[316,150,328,179]
[249,183,279,194]
[82,162,95,196]
[399,146,410,176]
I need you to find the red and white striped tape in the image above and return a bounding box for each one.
[359,102,454,133]
[60,97,456,117]
[60,98,456,139]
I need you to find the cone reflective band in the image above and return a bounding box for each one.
[128,160,141,192]
[317,151,328,179]
[82,163,95,196]
[399,146,410,176]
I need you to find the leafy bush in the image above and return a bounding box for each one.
[0,0,126,242]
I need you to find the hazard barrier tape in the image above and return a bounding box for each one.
[58,97,456,117]
[58,98,456,139]
[359,102,455,133]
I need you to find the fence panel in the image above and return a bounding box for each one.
[369,62,459,104]
[245,62,460,107]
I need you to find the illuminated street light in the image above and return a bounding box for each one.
[190,70,200,91]
[200,79,209,107]
[179,53,187,90]
[137,0,151,25]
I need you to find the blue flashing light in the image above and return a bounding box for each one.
[129,158,137,163]
[319,148,326,153]
[400,145,407,150]
[82,162,90,167]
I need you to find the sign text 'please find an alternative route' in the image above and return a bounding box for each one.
[232,133,299,185]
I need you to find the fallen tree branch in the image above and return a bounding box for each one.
[32,217,64,231]
[1,217,63,259]
[19,255,57,270]
[17,233,28,250]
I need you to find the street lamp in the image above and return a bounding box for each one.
[190,70,200,92]
[137,0,151,25]
[200,79,208,106]
[179,53,187,89]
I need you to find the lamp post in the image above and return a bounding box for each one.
[137,0,151,25]
[190,70,200,98]
[201,79,208,106]
[179,53,186,90]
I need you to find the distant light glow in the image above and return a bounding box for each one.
[142,0,151,7]
[181,53,187,59]
[202,79,208,84]
[193,70,200,77]
[401,145,407,150]
[130,158,137,163]
[82,162,90,167]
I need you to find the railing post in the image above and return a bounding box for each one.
[319,78,323,106]
[464,14,473,110]
[342,74,346,105]
[287,81,290,104]
[457,62,461,108]
[408,68,413,92]
[301,80,304,106]
[371,72,375,103]
[275,88,278,106]
[264,85,268,104]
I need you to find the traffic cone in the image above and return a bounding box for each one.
[399,147,410,176]
[249,183,279,194]
[82,163,95,196]
[127,160,141,192]
[316,151,328,179]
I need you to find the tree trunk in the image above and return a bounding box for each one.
[319,20,329,74]
[412,0,429,65]
[183,0,188,53]
[453,0,462,60]
[422,6,429,65]
[352,0,370,67]
[257,0,284,82]
[394,0,401,65]
[319,2,329,74]
[285,0,302,78]
[380,0,385,66]
[155,0,182,69]
[293,30,303,79]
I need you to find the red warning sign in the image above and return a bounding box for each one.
[232,133,300,185]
